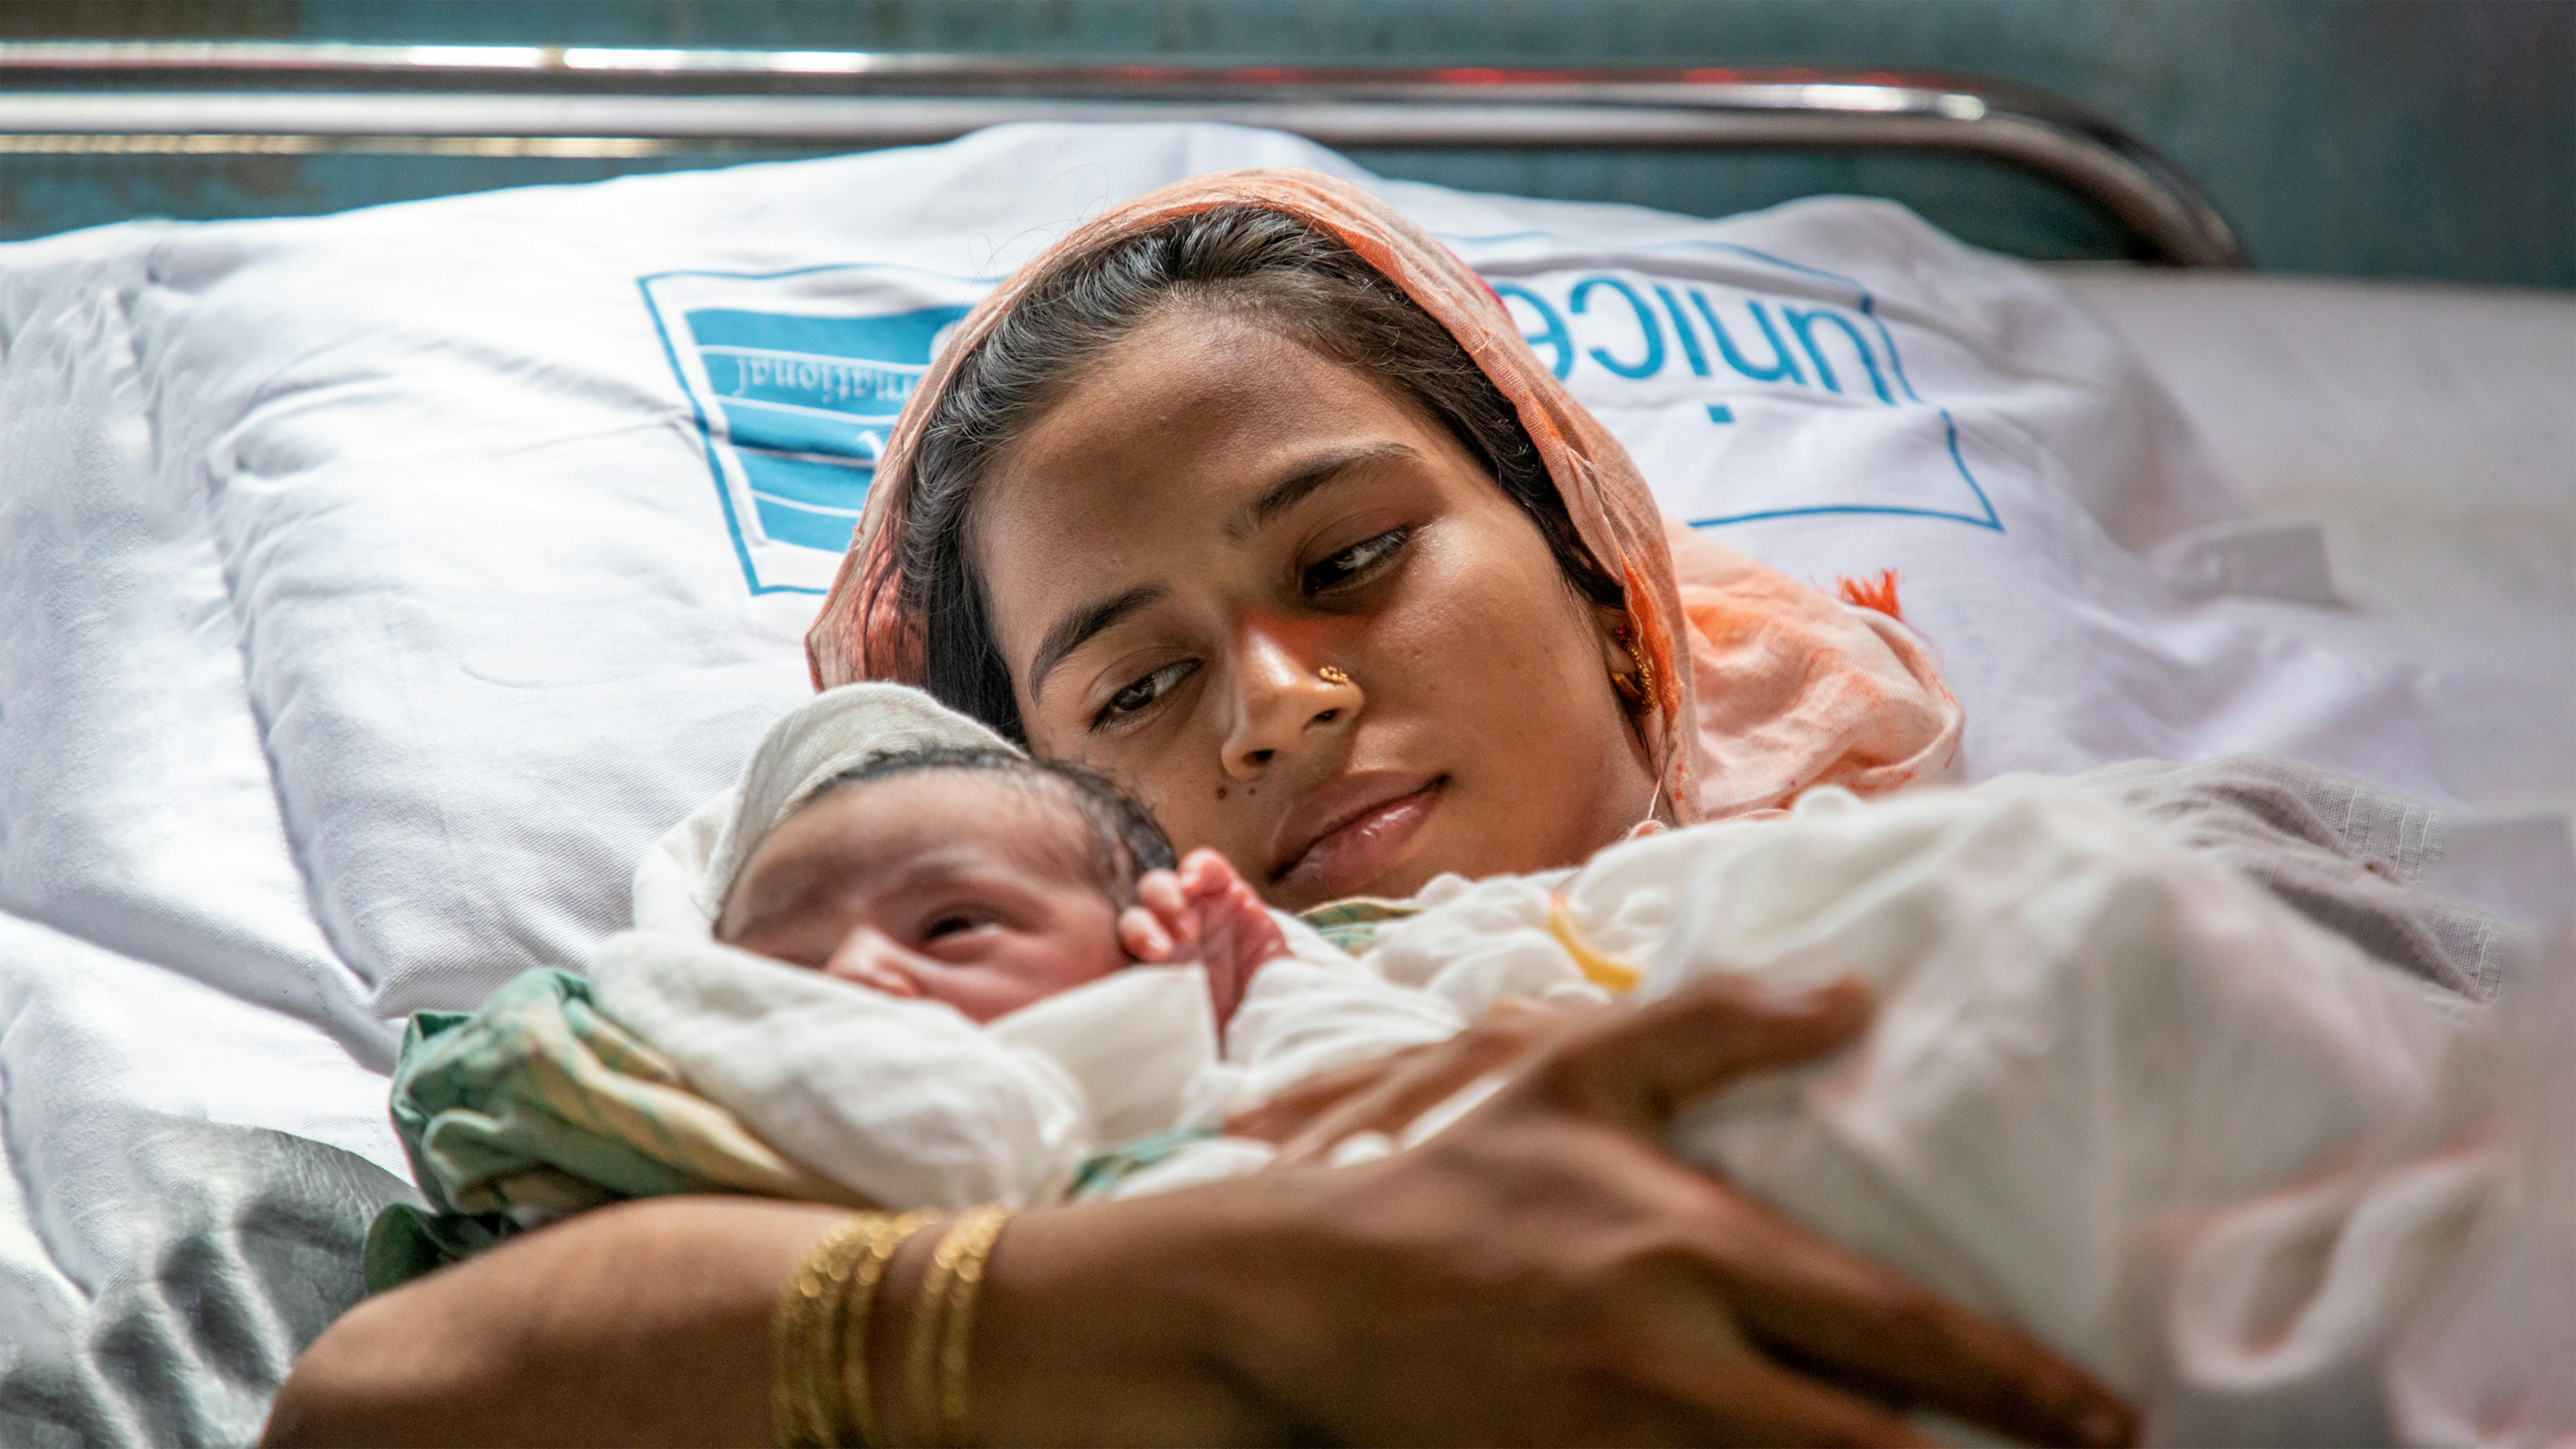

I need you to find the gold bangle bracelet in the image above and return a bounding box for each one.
[935,1206,1012,1445]
[773,1214,875,1449]
[903,1204,1012,1447]
[772,1211,932,1449]
[903,1218,960,1446]
[843,1210,934,1449]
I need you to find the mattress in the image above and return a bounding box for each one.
[0,123,2566,1441]
[2056,268,2576,676]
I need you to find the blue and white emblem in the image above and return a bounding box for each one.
[1451,233,2003,534]
[643,264,990,594]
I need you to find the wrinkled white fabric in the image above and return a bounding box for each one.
[2379,964,2576,1449]
[592,932,1147,1209]
[0,231,388,1065]
[1371,783,2518,1439]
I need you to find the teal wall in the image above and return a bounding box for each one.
[5,0,2570,288]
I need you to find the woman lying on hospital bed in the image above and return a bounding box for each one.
[266,173,2535,1446]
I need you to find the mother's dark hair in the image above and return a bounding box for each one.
[899,203,1626,743]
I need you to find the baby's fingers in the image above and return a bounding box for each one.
[1131,869,1202,959]
[1175,848,1238,900]
[1117,905,1175,962]
[1135,869,1184,916]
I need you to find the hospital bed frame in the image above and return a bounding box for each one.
[0,40,2241,268]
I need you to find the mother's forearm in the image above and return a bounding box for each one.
[261,1196,840,1448]
[263,1189,1291,1449]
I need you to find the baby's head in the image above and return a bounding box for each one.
[715,745,1174,1023]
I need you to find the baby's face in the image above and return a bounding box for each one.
[716,769,1129,1023]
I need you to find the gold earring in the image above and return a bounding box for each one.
[1611,624,1657,712]
[1318,664,1353,687]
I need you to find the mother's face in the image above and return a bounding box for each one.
[972,307,1656,910]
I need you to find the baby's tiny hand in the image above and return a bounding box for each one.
[1118,870,1195,963]
[1116,849,1285,1026]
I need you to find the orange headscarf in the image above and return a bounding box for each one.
[805,169,1961,821]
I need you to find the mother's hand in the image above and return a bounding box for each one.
[989,975,2133,1447]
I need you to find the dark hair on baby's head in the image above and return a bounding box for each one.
[802,745,1175,904]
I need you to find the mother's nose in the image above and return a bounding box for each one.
[1220,625,1358,780]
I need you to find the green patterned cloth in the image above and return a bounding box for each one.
[1295,897,1424,955]
[367,967,860,1292]
[1065,1126,1225,1202]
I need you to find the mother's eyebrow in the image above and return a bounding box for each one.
[1029,583,1165,701]
[1225,441,1419,543]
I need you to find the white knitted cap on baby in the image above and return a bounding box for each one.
[631,683,1016,935]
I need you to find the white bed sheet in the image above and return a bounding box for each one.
[2056,268,2576,678]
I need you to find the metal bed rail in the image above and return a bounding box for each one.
[0,42,2243,267]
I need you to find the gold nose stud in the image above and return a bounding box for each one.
[1317,664,1353,687]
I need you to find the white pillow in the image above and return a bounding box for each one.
[14,120,2559,1020]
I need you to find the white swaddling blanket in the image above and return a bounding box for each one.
[1382,785,2498,1439]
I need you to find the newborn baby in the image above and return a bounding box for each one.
[585,684,1462,1217]
[712,744,1286,1028]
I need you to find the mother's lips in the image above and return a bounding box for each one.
[1270,771,1446,899]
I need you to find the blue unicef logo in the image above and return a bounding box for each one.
[1457,234,2002,533]
[643,265,988,594]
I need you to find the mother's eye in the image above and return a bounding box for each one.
[1303,526,1410,596]
[1097,658,1200,727]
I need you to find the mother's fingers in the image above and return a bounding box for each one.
[1512,974,1875,1134]
[1673,1358,1942,1449]
[1691,1191,2135,1448]
[1246,977,1864,1158]
[1597,1280,1932,1449]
